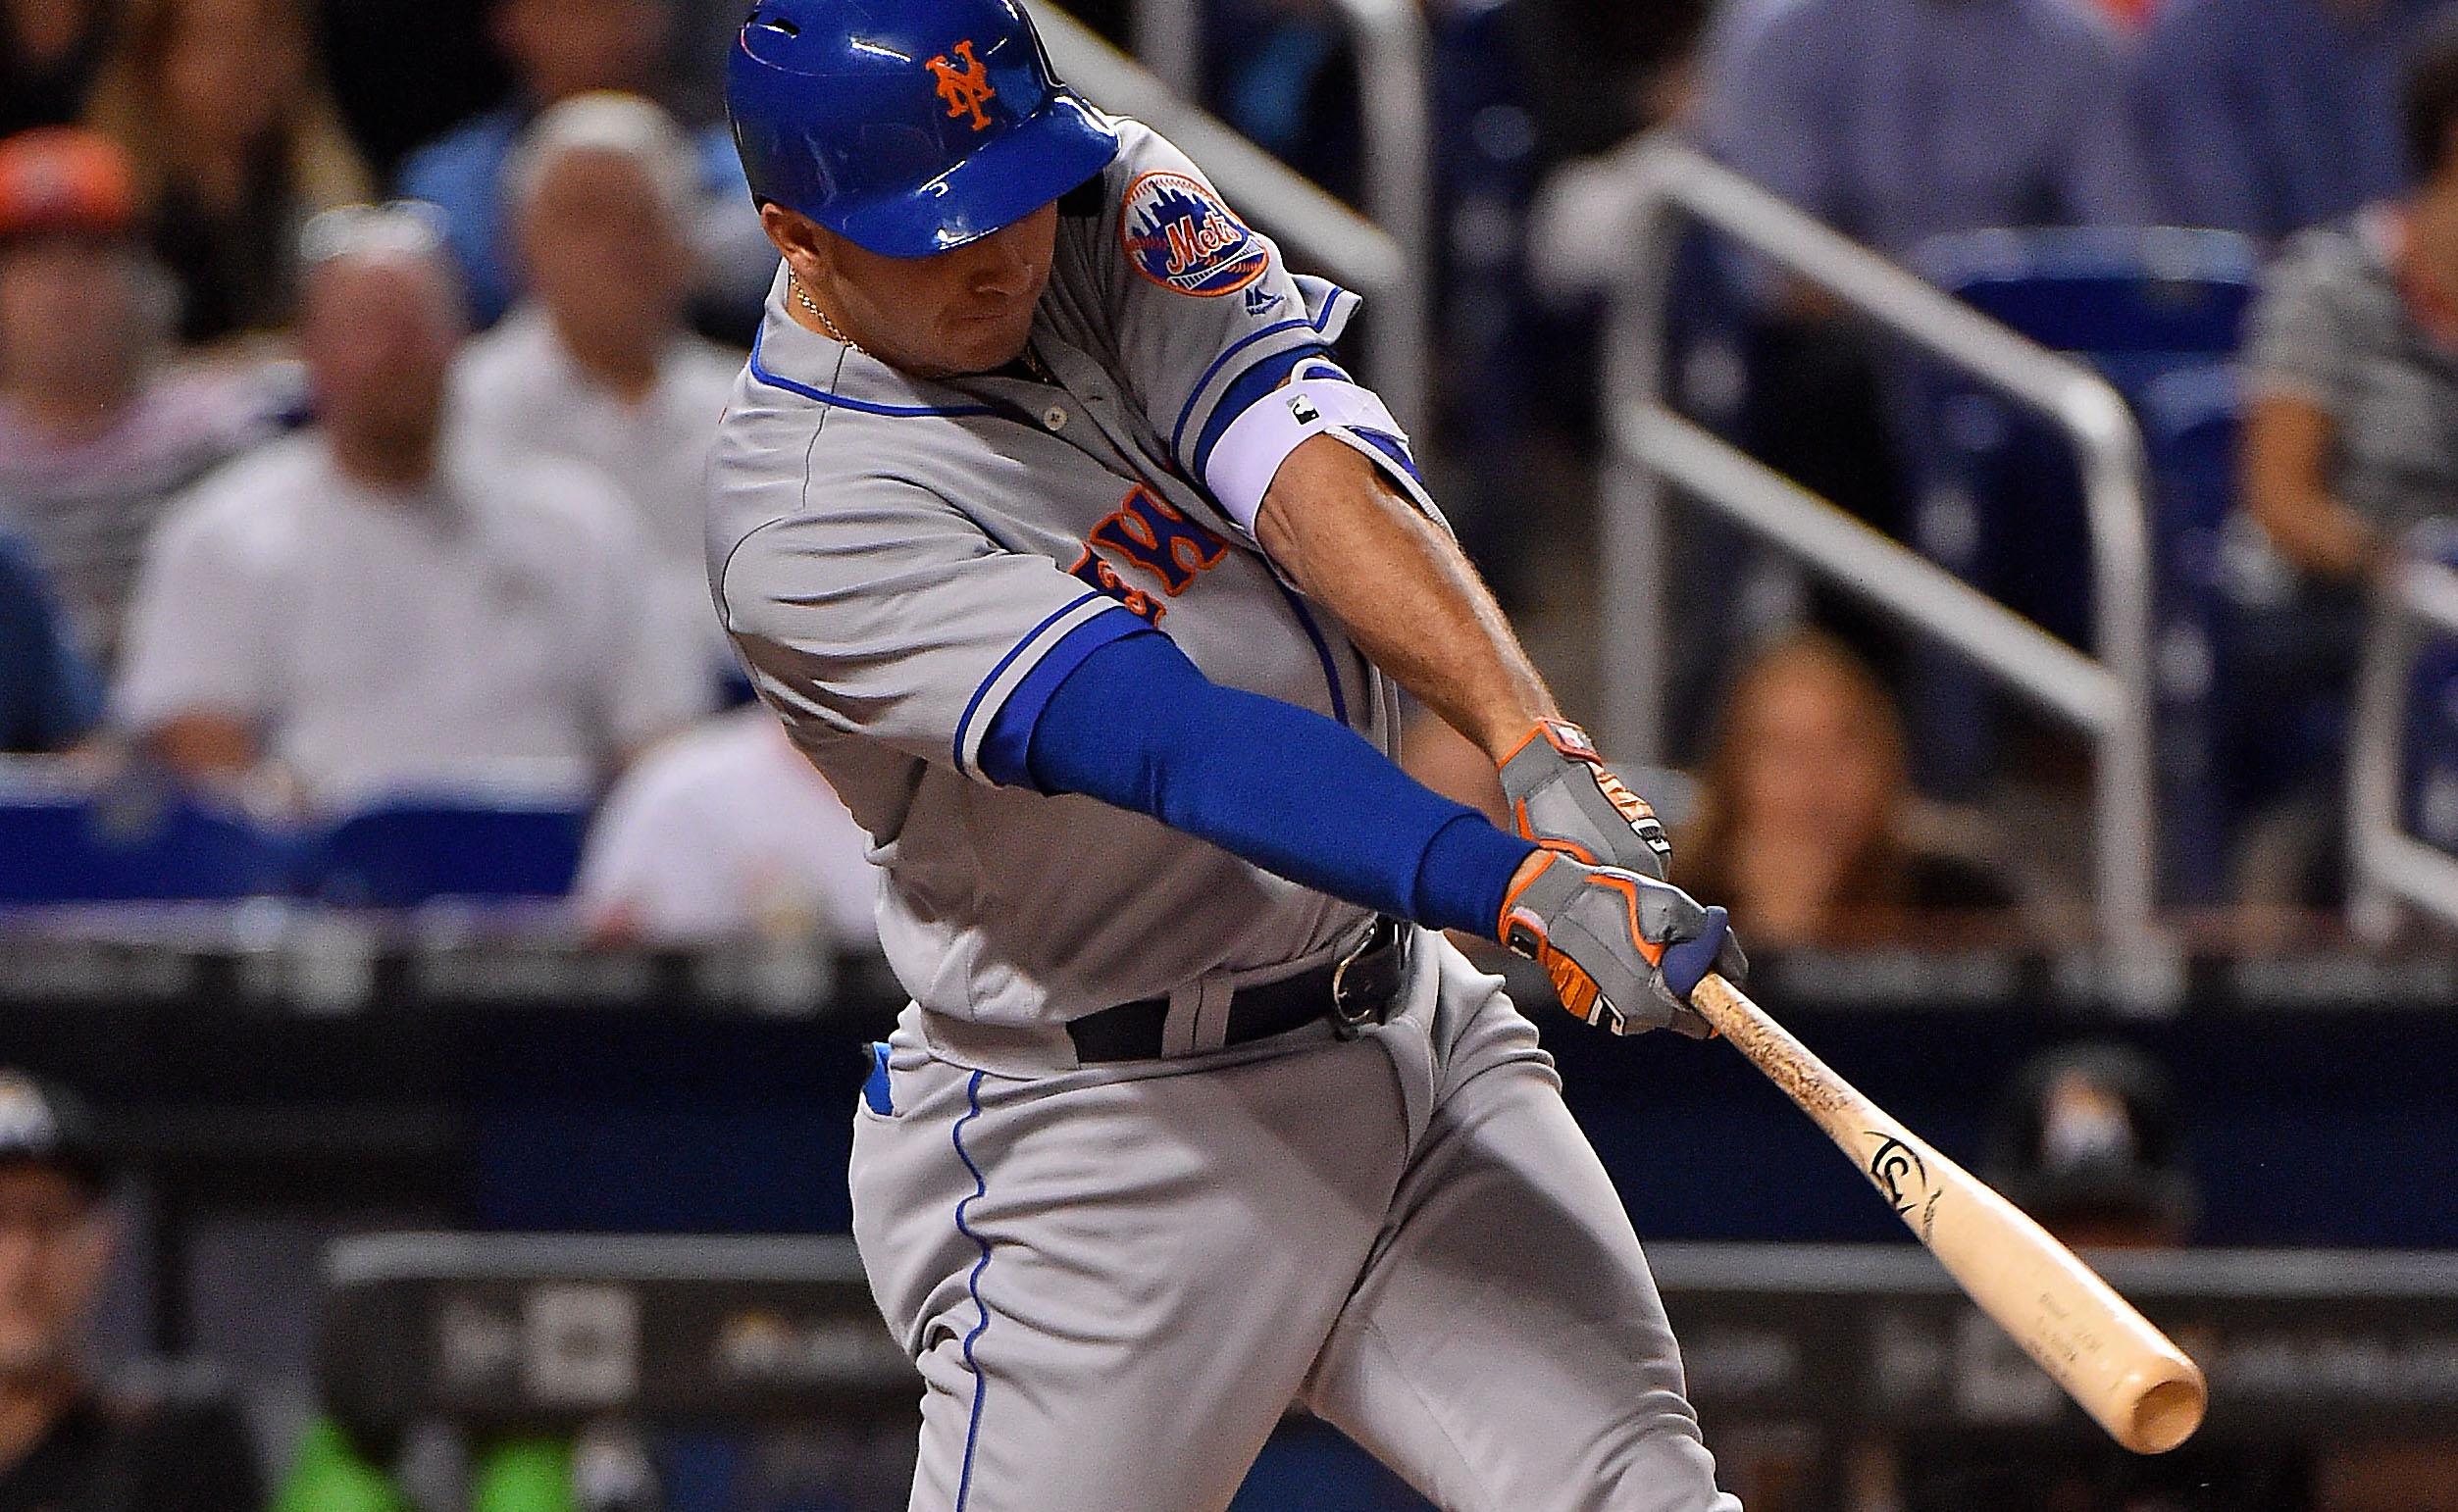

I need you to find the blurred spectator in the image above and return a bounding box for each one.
[2241,24,2458,585]
[1515,0,1715,162]
[114,204,705,811]
[452,93,742,673]
[1674,630,2021,946]
[0,535,99,753]
[2228,23,2458,898]
[2132,0,2455,242]
[82,0,374,346]
[575,706,880,947]
[0,1071,262,1512]
[1705,0,2152,267]
[0,127,280,668]
[0,0,108,138]
[1987,1042,2196,1248]
[395,0,760,328]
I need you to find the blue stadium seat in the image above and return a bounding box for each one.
[1896,230,2261,876]
[0,763,291,902]
[306,794,591,908]
[1903,230,2259,639]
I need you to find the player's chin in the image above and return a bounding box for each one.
[938,307,1036,374]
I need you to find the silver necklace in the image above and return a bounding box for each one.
[791,274,859,350]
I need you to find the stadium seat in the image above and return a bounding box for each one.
[305,793,592,908]
[0,761,292,902]
[1895,229,2261,869]
[1902,230,2259,636]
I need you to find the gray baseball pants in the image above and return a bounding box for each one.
[849,932,1742,1512]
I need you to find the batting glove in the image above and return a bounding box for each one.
[1498,720,1673,881]
[1497,851,1747,1038]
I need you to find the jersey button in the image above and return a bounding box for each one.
[1041,404,1068,430]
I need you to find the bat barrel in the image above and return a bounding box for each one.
[1686,974,2211,1457]
[2114,1360,2207,1455]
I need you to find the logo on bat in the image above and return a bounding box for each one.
[1869,1134,1942,1239]
[929,39,999,132]
[1121,172,1270,297]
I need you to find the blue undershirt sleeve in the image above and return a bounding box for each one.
[991,627,1534,938]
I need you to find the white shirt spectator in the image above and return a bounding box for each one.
[575,706,879,946]
[451,304,742,662]
[114,430,706,809]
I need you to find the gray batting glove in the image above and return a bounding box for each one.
[1496,851,1747,1038]
[1497,720,1673,881]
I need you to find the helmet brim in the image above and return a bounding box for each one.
[830,94,1120,260]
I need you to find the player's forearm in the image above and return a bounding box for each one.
[1253,435,1557,761]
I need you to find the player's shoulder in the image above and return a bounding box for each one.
[1092,116,1227,209]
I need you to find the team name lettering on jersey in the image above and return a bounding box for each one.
[1121,172,1271,297]
[929,39,999,130]
[1067,485,1229,622]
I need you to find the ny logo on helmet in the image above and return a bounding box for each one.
[929,39,999,131]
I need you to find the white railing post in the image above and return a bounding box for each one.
[1596,165,1685,766]
[1130,0,1203,95]
[1588,137,2172,1002]
[2349,556,2458,938]
[1320,0,1435,437]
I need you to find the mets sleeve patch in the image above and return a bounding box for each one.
[1120,171,1272,298]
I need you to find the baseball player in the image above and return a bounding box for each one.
[708,3,1748,1508]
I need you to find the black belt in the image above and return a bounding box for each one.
[1065,917,1412,1065]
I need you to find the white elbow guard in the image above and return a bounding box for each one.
[1202,375,1436,533]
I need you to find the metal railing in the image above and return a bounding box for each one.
[1129,0,1202,95]
[2349,556,2458,939]
[1587,138,2169,997]
[1087,0,1434,433]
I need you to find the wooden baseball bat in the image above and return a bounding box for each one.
[1684,973,2207,1455]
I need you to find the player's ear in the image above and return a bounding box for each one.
[759,202,833,278]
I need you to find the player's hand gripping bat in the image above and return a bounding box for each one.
[1682,972,2207,1454]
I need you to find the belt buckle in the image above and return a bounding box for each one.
[1328,917,1407,1040]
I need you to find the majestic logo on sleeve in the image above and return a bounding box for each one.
[1067,486,1229,623]
[929,39,999,131]
[1120,172,1271,297]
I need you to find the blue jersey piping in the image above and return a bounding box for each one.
[951,591,1107,776]
[747,326,1003,419]
[1166,284,1350,466]
[952,1070,994,1511]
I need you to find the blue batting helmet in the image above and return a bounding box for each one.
[727,0,1120,259]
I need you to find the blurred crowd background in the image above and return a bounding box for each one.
[3,0,2458,1509]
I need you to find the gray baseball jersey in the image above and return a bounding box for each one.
[710,118,1401,1045]
[707,114,1735,1512]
